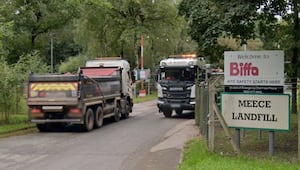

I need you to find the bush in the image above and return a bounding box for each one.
[0,51,49,124]
[58,54,88,73]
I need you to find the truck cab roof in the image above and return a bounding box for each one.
[85,59,130,70]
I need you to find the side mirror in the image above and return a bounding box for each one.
[155,69,161,82]
[197,70,205,82]
[131,71,136,83]
[155,74,158,82]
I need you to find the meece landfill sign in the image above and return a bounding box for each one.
[222,93,290,131]
[224,51,284,86]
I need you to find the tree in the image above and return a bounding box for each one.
[73,0,194,70]
[258,0,299,114]
[14,0,80,46]
[0,51,48,123]
[1,0,81,64]
[12,51,49,115]
[179,0,300,113]
[58,54,88,73]
[0,57,14,123]
[178,0,259,62]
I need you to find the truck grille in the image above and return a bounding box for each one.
[163,90,190,99]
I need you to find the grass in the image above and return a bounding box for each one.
[133,91,157,103]
[0,114,36,138]
[178,113,300,169]
[0,123,36,138]
[0,122,35,134]
[178,138,300,170]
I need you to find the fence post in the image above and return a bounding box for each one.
[195,78,200,126]
[298,83,300,161]
[208,81,215,152]
[198,82,208,135]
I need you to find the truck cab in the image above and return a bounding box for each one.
[85,57,134,112]
[156,54,205,117]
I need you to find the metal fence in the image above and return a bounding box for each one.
[195,74,300,157]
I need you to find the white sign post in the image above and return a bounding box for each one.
[223,50,288,156]
[221,93,290,131]
[224,51,284,86]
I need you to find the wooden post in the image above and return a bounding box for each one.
[298,83,300,161]
[207,75,240,154]
[269,131,275,156]
[297,80,300,161]
[209,76,241,154]
[298,106,300,160]
[235,129,240,149]
[258,130,262,140]
[212,102,241,154]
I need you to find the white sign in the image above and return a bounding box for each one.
[221,93,290,131]
[135,69,151,80]
[224,51,284,86]
[140,70,146,79]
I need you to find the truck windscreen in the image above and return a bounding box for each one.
[160,68,196,82]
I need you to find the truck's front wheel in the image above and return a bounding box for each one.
[94,106,104,128]
[36,124,49,132]
[82,108,94,132]
[122,100,130,119]
[113,103,121,122]
[163,110,172,118]
[175,109,183,115]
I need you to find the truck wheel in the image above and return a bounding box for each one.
[163,110,172,118]
[94,106,104,128]
[82,108,94,132]
[113,104,121,122]
[175,109,183,115]
[122,101,130,119]
[36,124,49,132]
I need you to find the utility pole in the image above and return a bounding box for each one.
[141,34,144,70]
[50,32,54,73]
[141,34,144,90]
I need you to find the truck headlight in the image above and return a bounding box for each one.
[188,61,193,66]
[190,99,196,105]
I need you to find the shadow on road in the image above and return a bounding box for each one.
[36,116,131,133]
[166,111,195,119]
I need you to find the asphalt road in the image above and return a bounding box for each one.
[0,100,198,170]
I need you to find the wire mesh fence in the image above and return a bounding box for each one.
[195,74,300,158]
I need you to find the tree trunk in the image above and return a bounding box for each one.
[31,33,36,48]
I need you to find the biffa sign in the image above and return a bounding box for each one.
[224,51,284,86]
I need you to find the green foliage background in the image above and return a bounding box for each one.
[0,51,49,124]
[0,0,300,122]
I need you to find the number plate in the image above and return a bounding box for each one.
[170,87,183,91]
[171,104,181,108]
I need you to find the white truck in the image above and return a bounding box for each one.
[85,57,134,113]
[156,54,206,117]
